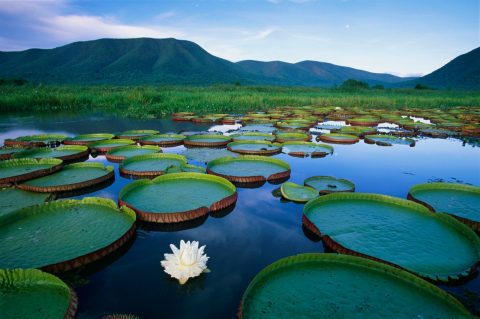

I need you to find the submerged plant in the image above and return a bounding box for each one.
[161,240,210,284]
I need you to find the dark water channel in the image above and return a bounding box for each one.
[1,113,479,318]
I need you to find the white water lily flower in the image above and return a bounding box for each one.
[160,240,210,284]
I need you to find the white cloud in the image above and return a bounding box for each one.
[244,27,277,41]
[154,10,176,21]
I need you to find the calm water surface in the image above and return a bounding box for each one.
[1,113,479,318]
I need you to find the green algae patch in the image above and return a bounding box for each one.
[0,158,63,184]
[280,182,318,202]
[281,142,333,158]
[0,268,77,319]
[0,197,136,272]
[0,188,52,217]
[240,254,472,319]
[106,145,161,162]
[119,172,237,223]
[227,141,282,156]
[119,153,187,178]
[304,176,355,194]
[302,193,480,281]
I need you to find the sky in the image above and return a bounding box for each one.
[0,0,478,76]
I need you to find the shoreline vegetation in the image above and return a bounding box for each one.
[1,83,479,118]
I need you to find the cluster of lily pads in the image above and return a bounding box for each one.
[0,104,479,318]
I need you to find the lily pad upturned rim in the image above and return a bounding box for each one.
[63,133,115,145]
[0,158,63,184]
[317,133,360,144]
[302,192,480,281]
[281,141,334,158]
[364,134,416,147]
[105,145,162,163]
[88,139,136,153]
[239,253,472,319]
[304,175,355,194]
[119,153,187,178]
[115,129,160,140]
[207,155,291,184]
[0,146,28,160]
[138,134,186,146]
[0,268,78,319]
[17,162,114,193]
[274,132,311,143]
[227,140,282,156]
[118,172,237,223]
[408,182,480,231]
[0,197,136,273]
[280,182,318,202]
[183,134,232,147]
[12,145,89,162]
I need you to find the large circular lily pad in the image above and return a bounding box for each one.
[0,268,78,319]
[4,134,67,147]
[303,193,480,281]
[0,197,136,272]
[184,134,232,147]
[105,145,161,162]
[180,148,239,164]
[12,145,89,162]
[240,253,472,319]
[0,147,28,160]
[139,134,186,147]
[230,132,275,142]
[281,142,333,158]
[18,162,114,193]
[280,182,318,202]
[119,153,187,178]
[408,182,480,231]
[304,175,355,194]
[116,129,159,140]
[63,133,115,145]
[0,158,63,184]
[227,141,282,156]
[317,133,360,144]
[119,172,237,223]
[364,134,415,147]
[207,155,290,184]
[0,188,52,218]
[274,132,311,143]
[89,139,136,153]
[347,117,380,126]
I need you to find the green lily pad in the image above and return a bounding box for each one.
[408,182,480,231]
[119,153,187,178]
[238,124,276,133]
[106,145,161,162]
[317,133,360,144]
[274,132,311,143]
[303,193,480,281]
[184,134,232,147]
[304,176,355,194]
[364,134,415,147]
[0,188,52,218]
[18,162,114,193]
[0,158,63,184]
[207,155,290,183]
[119,172,237,223]
[227,141,282,155]
[12,145,89,162]
[0,147,28,160]
[139,134,186,146]
[89,139,136,153]
[116,130,159,140]
[180,148,239,164]
[5,134,67,147]
[280,182,318,202]
[0,268,77,319]
[281,142,333,157]
[63,133,115,145]
[336,126,377,136]
[0,197,136,271]
[165,163,206,174]
[240,253,472,319]
[230,132,275,142]
[347,117,380,126]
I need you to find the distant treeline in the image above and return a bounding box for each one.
[0,78,28,86]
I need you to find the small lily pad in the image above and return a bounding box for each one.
[282,142,333,158]
[280,182,318,202]
[227,141,282,156]
[119,153,187,178]
[364,134,415,147]
[105,145,162,162]
[317,133,359,144]
[304,176,355,194]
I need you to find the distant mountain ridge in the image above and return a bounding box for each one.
[0,37,476,88]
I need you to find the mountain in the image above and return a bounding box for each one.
[0,37,412,86]
[402,47,480,89]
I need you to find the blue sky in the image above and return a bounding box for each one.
[0,0,478,76]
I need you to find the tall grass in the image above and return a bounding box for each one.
[1,84,479,118]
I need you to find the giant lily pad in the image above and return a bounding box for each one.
[183,134,232,147]
[280,182,318,202]
[105,145,161,163]
[303,193,480,280]
[119,172,237,223]
[180,148,239,164]
[207,156,290,184]
[274,132,311,143]
[18,162,114,193]
[281,142,333,158]
[139,134,186,147]
[89,139,136,153]
[227,141,282,156]
[304,175,355,194]
[364,134,415,147]
[0,268,77,319]
[63,133,115,145]
[12,145,89,162]
[0,197,136,272]
[0,188,52,217]
[347,117,380,126]
[119,153,187,178]
[230,132,275,142]
[335,126,377,136]
[317,133,359,144]
[4,134,67,147]
[408,182,480,231]
[0,147,28,160]
[116,129,159,140]
[239,253,472,319]
[0,158,63,184]
[165,163,206,174]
